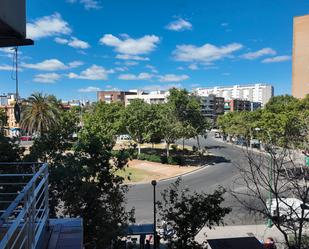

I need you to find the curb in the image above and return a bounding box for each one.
[125,164,211,186]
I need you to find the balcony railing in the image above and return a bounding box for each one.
[0,162,49,249]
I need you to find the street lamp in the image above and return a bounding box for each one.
[254,127,273,228]
[151,180,157,249]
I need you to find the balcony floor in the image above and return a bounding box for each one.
[46,218,83,249]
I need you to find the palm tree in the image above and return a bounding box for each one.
[21,92,60,135]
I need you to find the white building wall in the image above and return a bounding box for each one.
[125,91,169,106]
[195,84,274,106]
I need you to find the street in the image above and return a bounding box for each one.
[125,132,265,225]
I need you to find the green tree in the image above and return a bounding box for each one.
[168,88,210,149]
[124,99,153,154]
[21,92,60,134]
[157,178,231,249]
[148,104,164,147]
[158,103,183,157]
[27,108,135,248]
[81,102,125,144]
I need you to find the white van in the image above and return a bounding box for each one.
[267,198,309,220]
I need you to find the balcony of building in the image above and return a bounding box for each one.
[0,162,83,249]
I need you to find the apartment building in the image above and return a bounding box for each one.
[292,14,309,99]
[194,84,274,106]
[97,90,136,104]
[125,90,168,106]
[0,93,19,136]
[197,94,224,124]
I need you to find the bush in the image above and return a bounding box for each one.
[137,153,161,163]
[192,145,198,152]
[171,144,178,151]
[161,155,184,165]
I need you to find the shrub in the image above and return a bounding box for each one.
[171,144,178,151]
[138,153,161,163]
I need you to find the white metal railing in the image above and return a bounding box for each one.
[0,163,49,249]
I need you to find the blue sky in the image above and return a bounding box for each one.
[0,0,308,101]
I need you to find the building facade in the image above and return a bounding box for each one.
[194,84,274,106]
[0,94,19,137]
[292,14,309,99]
[198,94,225,124]
[224,99,251,113]
[97,90,135,104]
[125,90,168,106]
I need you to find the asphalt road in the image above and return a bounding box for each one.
[125,132,265,225]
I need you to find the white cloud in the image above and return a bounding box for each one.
[114,67,128,72]
[68,37,90,49]
[68,61,84,68]
[99,34,160,55]
[118,73,153,81]
[22,59,83,71]
[55,37,90,49]
[262,55,291,63]
[188,64,198,70]
[173,43,243,62]
[145,64,158,73]
[78,86,101,93]
[124,61,139,66]
[166,18,192,31]
[27,13,72,40]
[158,74,189,82]
[221,22,229,27]
[67,0,101,10]
[54,37,68,44]
[116,54,149,61]
[0,65,13,71]
[68,65,112,80]
[22,59,68,71]
[33,73,61,83]
[241,48,276,60]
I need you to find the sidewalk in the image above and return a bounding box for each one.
[196,224,284,244]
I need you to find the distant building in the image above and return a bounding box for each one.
[97,90,136,104]
[194,84,274,106]
[224,99,251,112]
[197,94,224,124]
[0,94,19,136]
[125,90,168,106]
[292,14,309,99]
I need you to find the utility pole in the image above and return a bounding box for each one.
[151,180,157,249]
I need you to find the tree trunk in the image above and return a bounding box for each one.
[166,143,170,158]
[182,138,185,150]
[138,143,141,155]
[196,136,200,150]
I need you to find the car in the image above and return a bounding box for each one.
[267,198,309,220]
[214,132,221,138]
[20,135,32,141]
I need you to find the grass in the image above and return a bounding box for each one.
[115,166,150,183]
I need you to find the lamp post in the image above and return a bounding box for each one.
[254,128,273,228]
[151,180,157,249]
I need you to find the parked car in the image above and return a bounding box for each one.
[214,132,221,138]
[267,198,309,220]
[20,135,32,141]
[118,134,132,141]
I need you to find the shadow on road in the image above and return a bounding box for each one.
[205,145,226,150]
[207,155,231,165]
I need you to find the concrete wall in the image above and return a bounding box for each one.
[292,15,309,99]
